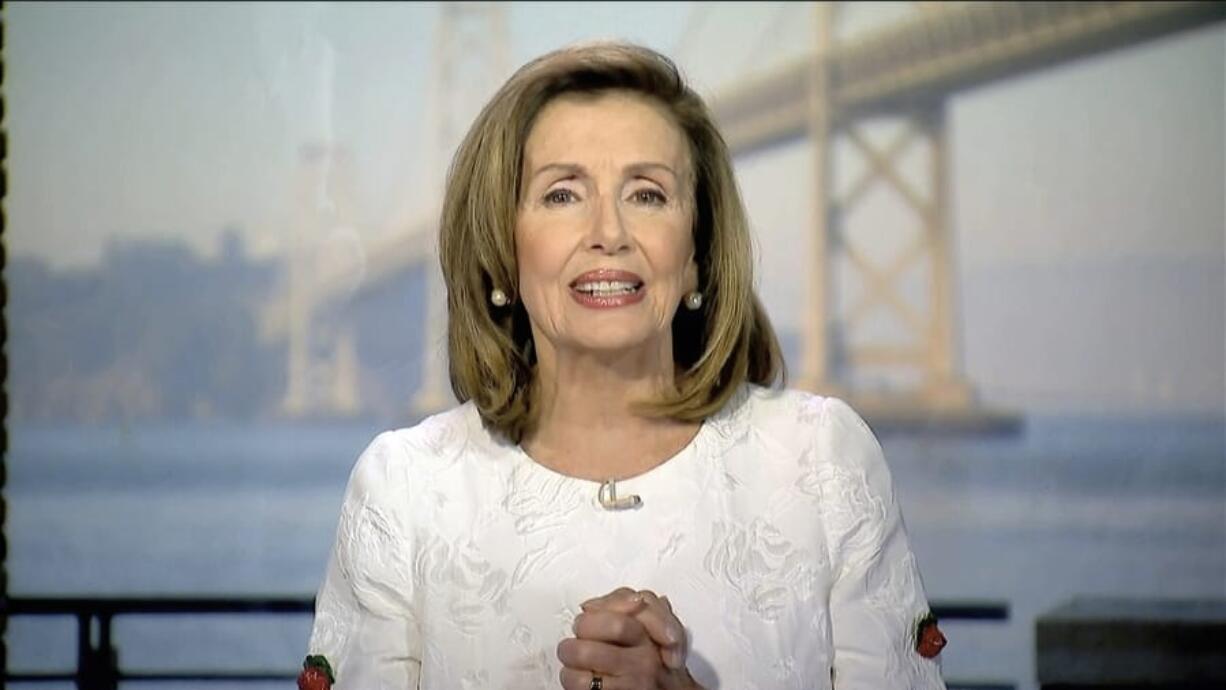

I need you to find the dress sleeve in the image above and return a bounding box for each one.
[816,398,945,689]
[307,432,423,690]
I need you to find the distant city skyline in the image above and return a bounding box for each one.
[5,2,1223,416]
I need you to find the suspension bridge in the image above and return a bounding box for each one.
[261,1,1224,429]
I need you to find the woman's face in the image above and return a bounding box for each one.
[515,90,697,363]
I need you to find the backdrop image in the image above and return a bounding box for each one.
[3,2,1224,688]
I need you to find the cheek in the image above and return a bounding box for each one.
[651,230,697,292]
[519,245,564,287]
[514,226,573,314]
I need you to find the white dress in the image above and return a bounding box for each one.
[307,385,946,689]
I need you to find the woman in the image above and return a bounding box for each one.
[302,42,946,690]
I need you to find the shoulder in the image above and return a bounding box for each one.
[741,385,887,472]
[328,411,479,619]
[345,403,478,498]
[735,389,892,497]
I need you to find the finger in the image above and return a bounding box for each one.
[559,667,633,690]
[556,637,621,677]
[657,594,686,671]
[558,636,661,685]
[632,591,685,646]
[558,666,587,690]
[572,609,648,646]
[632,591,688,670]
[580,587,644,614]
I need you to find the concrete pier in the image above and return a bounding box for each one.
[1036,597,1226,689]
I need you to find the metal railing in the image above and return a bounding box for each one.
[2,595,1011,689]
[3,595,312,689]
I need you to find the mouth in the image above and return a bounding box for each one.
[568,270,644,296]
[571,279,643,297]
[568,269,646,307]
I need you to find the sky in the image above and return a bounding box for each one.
[5,2,1224,415]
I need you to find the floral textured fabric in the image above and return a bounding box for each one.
[307,386,945,689]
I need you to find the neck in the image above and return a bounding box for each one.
[522,343,698,481]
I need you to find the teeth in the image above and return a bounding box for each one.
[575,280,639,296]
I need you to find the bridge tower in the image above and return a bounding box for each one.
[803,2,974,415]
[695,0,1223,428]
[280,142,365,419]
[413,2,511,415]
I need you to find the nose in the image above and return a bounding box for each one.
[586,194,632,255]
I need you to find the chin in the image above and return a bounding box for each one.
[567,325,665,356]
[575,335,657,355]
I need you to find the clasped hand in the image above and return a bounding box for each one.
[557,587,703,690]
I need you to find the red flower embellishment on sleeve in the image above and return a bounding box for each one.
[298,655,335,690]
[915,612,947,659]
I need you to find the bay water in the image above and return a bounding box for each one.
[6,413,1224,689]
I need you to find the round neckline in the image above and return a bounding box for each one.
[465,383,756,488]
[510,418,710,488]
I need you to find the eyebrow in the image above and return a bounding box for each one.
[529,161,681,183]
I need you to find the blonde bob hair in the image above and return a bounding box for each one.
[439,41,783,442]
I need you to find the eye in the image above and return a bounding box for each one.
[630,188,667,206]
[543,188,578,206]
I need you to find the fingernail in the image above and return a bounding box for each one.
[668,649,684,670]
[666,627,681,645]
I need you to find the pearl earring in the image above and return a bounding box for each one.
[490,288,509,307]
[684,291,703,311]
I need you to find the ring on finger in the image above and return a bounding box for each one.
[589,675,603,690]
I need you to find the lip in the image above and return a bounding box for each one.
[568,268,646,309]
[568,268,644,287]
